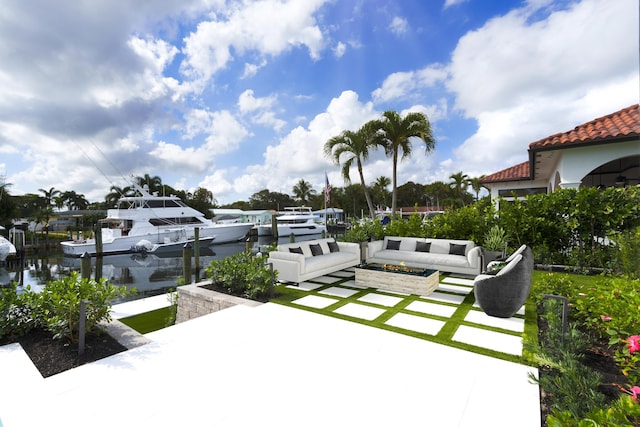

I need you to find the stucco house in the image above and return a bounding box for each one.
[480,104,639,208]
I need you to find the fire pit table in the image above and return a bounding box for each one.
[354,263,439,296]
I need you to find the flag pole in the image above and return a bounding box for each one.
[324,172,327,227]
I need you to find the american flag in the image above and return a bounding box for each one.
[325,172,331,205]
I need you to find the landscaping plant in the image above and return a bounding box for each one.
[343,218,384,242]
[205,251,276,301]
[532,272,640,425]
[39,272,130,342]
[0,284,39,339]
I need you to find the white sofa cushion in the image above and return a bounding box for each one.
[368,236,481,275]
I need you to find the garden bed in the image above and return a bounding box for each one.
[0,328,126,378]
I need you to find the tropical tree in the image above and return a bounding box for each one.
[0,182,17,228]
[38,187,60,244]
[372,176,391,209]
[105,185,133,207]
[372,110,435,215]
[469,176,485,201]
[135,174,162,194]
[61,191,89,211]
[187,187,217,217]
[292,179,316,205]
[396,181,426,209]
[248,189,295,211]
[424,181,454,210]
[324,122,378,219]
[449,172,471,207]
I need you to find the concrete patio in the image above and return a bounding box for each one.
[0,275,540,426]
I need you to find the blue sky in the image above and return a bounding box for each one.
[0,0,637,204]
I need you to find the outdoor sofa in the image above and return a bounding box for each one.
[365,236,482,276]
[268,237,360,284]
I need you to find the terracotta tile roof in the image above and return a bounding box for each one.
[479,161,529,183]
[529,104,640,150]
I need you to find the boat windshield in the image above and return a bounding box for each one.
[117,198,188,209]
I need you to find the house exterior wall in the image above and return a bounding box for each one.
[551,140,639,190]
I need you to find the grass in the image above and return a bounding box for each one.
[119,306,175,334]
[271,272,534,365]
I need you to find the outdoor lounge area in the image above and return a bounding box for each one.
[0,268,540,426]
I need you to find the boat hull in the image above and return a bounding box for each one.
[257,223,327,237]
[61,223,253,256]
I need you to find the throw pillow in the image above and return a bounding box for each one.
[449,243,466,256]
[328,241,340,253]
[310,243,324,256]
[415,241,431,252]
[289,247,303,254]
[386,239,401,250]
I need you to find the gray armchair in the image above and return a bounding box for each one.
[473,246,534,318]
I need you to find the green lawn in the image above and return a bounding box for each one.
[119,306,176,334]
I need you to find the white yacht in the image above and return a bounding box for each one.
[0,235,16,263]
[257,207,326,237]
[60,184,253,256]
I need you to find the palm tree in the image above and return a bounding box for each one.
[135,174,162,194]
[324,122,378,219]
[38,187,60,207]
[469,176,485,201]
[449,171,471,207]
[105,185,133,207]
[372,110,435,215]
[38,187,60,245]
[61,191,89,211]
[292,179,316,205]
[372,176,391,209]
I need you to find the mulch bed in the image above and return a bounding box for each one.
[0,328,127,378]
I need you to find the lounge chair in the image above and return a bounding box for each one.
[473,245,534,318]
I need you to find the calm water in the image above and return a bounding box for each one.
[2,234,324,302]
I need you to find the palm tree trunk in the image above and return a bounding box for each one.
[391,150,398,215]
[357,161,376,219]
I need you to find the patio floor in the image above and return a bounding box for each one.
[274,268,532,363]
[0,271,540,427]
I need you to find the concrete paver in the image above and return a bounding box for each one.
[0,303,540,427]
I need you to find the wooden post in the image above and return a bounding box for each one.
[94,225,103,257]
[194,227,200,281]
[182,243,192,284]
[80,252,91,280]
[271,214,278,239]
[94,255,103,281]
[78,299,88,356]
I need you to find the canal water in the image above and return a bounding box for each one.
[1,234,325,302]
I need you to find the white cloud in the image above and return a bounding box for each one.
[446,0,639,177]
[389,16,409,35]
[237,90,286,131]
[443,0,468,9]
[229,90,380,198]
[333,41,347,58]
[237,90,277,113]
[241,60,267,79]
[372,65,449,104]
[161,109,249,172]
[180,0,328,87]
[448,0,637,116]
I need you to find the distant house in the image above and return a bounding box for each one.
[210,209,273,225]
[313,207,344,223]
[480,104,639,209]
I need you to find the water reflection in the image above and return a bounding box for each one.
[1,234,326,301]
